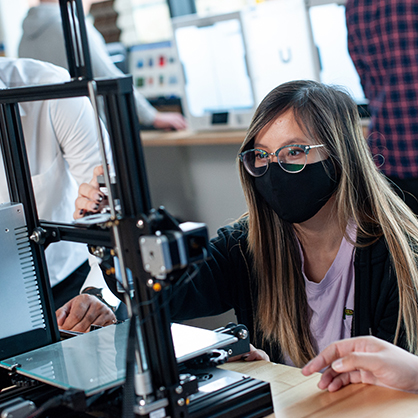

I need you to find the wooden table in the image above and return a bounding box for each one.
[221,361,418,418]
[141,129,246,147]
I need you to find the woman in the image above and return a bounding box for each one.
[75,80,418,367]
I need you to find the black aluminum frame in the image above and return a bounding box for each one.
[0,1,274,416]
[0,0,186,414]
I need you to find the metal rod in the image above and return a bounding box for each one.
[87,80,149,378]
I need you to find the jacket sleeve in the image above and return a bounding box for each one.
[169,224,248,321]
[355,238,407,350]
[49,96,103,186]
[373,260,405,347]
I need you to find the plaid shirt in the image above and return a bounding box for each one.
[346,0,418,178]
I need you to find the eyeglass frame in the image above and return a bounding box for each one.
[238,143,326,177]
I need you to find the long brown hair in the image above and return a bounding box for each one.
[238,80,418,366]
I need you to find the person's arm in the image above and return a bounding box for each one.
[50,96,118,330]
[50,96,102,185]
[302,336,418,393]
[152,111,188,131]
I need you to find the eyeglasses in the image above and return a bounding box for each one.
[238,144,325,177]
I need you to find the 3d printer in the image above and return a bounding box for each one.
[0,1,273,417]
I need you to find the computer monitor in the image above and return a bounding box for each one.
[171,11,256,131]
[308,2,369,110]
[241,0,321,105]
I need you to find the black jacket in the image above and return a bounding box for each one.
[170,221,405,363]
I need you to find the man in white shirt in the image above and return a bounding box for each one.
[19,0,187,131]
[0,57,116,331]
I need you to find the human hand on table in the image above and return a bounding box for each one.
[302,336,418,393]
[56,294,116,332]
[228,344,270,362]
[153,112,187,131]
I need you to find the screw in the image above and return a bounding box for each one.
[177,398,185,407]
[93,247,105,259]
[30,230,42,243]
[137,219,144,229]
[237,329,248,340]
[175,385,183,394]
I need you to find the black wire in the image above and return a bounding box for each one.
[111,256,201,308]
[25,395,64,418]
[24,388,86,418]
[135,263,201,328]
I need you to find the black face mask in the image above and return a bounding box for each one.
[254,159,339,224]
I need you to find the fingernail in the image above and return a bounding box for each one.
[332,359,343,371]
[95,193,103,202]
[79,209,84,215]
[93,204,99,210]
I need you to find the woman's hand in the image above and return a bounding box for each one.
[228,344,270,362]
[74,165,106,219]
[302,336,418,393]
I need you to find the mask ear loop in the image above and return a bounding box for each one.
[373,153,385,169]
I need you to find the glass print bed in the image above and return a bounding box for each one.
[0,322,237,396]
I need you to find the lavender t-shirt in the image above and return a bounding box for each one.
[284,225,357,366]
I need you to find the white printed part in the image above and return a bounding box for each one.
[150,407,166,418]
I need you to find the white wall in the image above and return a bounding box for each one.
[0,0,30,57]
[144,143,247,239]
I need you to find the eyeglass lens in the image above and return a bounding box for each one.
[242,146,308,176]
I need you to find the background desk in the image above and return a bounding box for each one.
[221,361,418,417]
